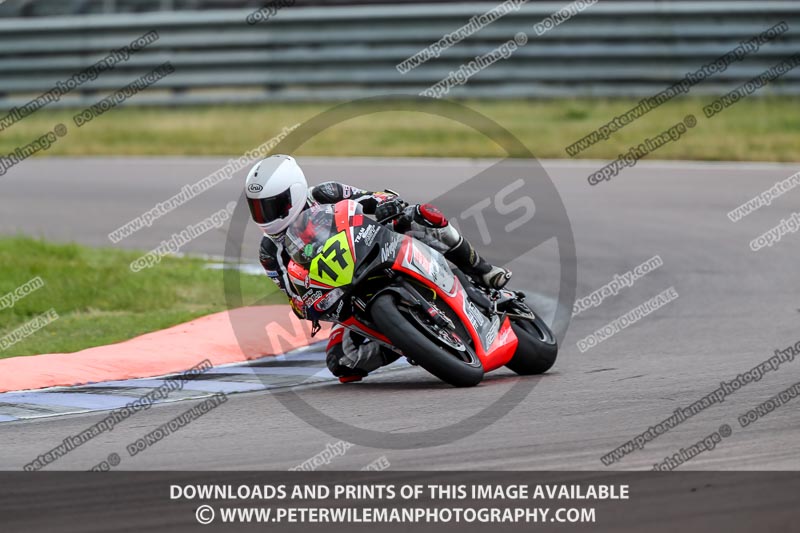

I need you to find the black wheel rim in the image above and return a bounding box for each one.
[403,307,482,367]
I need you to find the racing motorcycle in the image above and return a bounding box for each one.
[283,200,558,387]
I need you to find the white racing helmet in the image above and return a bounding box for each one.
[245,155,308,235]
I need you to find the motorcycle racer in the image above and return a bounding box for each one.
[245,154,511,380]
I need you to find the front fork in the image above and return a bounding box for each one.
[371,277,456,332]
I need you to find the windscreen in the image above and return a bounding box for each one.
[284,204,337,266]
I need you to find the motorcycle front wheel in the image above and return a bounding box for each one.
[370,294,484,387]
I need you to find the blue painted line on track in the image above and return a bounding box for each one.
[0,341,408,423]
[201,366,330,377]
[0,392,142,410]
[86,379,271,394]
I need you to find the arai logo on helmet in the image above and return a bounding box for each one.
[248,183,263,194]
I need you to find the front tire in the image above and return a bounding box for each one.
[370,294,484,387]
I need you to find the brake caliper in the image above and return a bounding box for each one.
[425,303,455,331]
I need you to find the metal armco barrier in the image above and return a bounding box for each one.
[0,1,798,108]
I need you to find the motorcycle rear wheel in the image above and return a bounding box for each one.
[371,294,484,387]
[505,306,558,375]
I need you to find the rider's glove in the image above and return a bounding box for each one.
[374,197,408,223]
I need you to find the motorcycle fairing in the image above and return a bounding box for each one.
[392,237,517,372]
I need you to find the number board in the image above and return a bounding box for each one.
[309,231,354,287]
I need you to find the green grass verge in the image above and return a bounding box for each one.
[0,236,280,359]
[4,97,799,161]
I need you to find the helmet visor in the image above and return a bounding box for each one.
[247,188,294,225]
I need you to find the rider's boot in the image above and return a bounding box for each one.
[399,204,512,290]
[327,327,400,383]
[444,233,512,290]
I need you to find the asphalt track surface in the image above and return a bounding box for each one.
[1,157,799,472]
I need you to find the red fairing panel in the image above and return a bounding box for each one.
[392,239,517,371]
[287,260,334,291]
[341,317,393,345]
[287,261,308,287]
[484,317,518,372]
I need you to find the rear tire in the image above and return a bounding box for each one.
[505,311,558,375]
[371,294,484,387]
